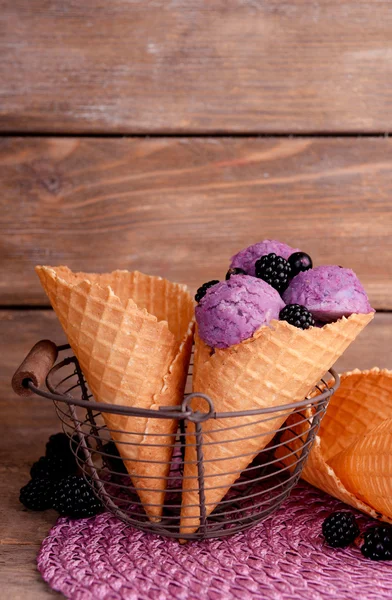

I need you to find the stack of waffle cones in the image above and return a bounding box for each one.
[179,313,373,535]
[36,266,194,522]
[277,368,392,524]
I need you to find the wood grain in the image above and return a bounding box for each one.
[1,546,60,599]
[1,311,65,598]
[1,136,392,308]
[1,309,390,596]
[1,1,392,133]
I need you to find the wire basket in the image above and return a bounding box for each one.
[12,339,339,540]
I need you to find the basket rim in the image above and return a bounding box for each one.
[26,351,340,422]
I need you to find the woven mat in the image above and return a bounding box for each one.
[37,482,391,600]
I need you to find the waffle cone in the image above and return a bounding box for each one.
[330,419,392,517]
[36,266,194,521]
[180,312,373,535]
[278,368,392,523]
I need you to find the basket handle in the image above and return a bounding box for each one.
[12,340,58,397]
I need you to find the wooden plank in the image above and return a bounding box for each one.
[1,546,60,599]
[1,137,392,308]
[1,2,392,133]
[0,309,390,596]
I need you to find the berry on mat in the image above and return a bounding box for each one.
[288,252,313,278]
[279,304,315,329]
[322,512,360,548]
[361,526,392,561]
[225,267,246,280]
[255,253,291,293]
[19,478,54,511]
[30,455,76,480]
[52,475,102,518]
[195,280,220,303]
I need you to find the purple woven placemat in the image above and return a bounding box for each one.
[37,482,391,600]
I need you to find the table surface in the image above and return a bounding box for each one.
[1,2,392,598]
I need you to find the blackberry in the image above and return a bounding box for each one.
[280,304,315,330]
[46,432,72,457]
[255,253,291,293]
[46,431,84,467]
[225,267,246,280]
[195,280,220,303]
[46,432,76,463]
[30,454,76,480]
[361,526,392,561]
[19,477,54,511]
[52,475,102,518]
[322,511,360,548]
[102,441,127,474]
[288,252,313,278]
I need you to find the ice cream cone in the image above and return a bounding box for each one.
[36,266,194,521]
[330,419,392,518]
[180,313,373,535]
[278,368,392,523]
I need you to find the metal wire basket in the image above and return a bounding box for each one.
[12,339,339,540]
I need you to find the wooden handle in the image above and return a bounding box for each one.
[12,340,58,397]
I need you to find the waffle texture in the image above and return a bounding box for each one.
[180,313,373,535]
[330,419,392,517]
[279,368,392,523]
[36,266,194,521]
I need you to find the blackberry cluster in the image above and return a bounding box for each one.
[279,304,315,330]
[20,432,102,519]
[47,431,86,464]
[251,250,316,327]
[322,512,360,548]
[52,475,102,518]
[361,526,392,561]
[30,453,76,480]
[46,432,76,458]
[19,478,54,511]
[195,280,220,303]
[254,253,292,293]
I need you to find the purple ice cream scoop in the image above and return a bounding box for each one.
[230,240,300,276]
[283,265,373,323]
[196,275,285,348]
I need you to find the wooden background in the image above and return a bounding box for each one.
[1,2,392,597]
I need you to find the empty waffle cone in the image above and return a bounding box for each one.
[278,368,392,523]
[330,419,392,517]
[180,312,373,536]
[36,266,194,521]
